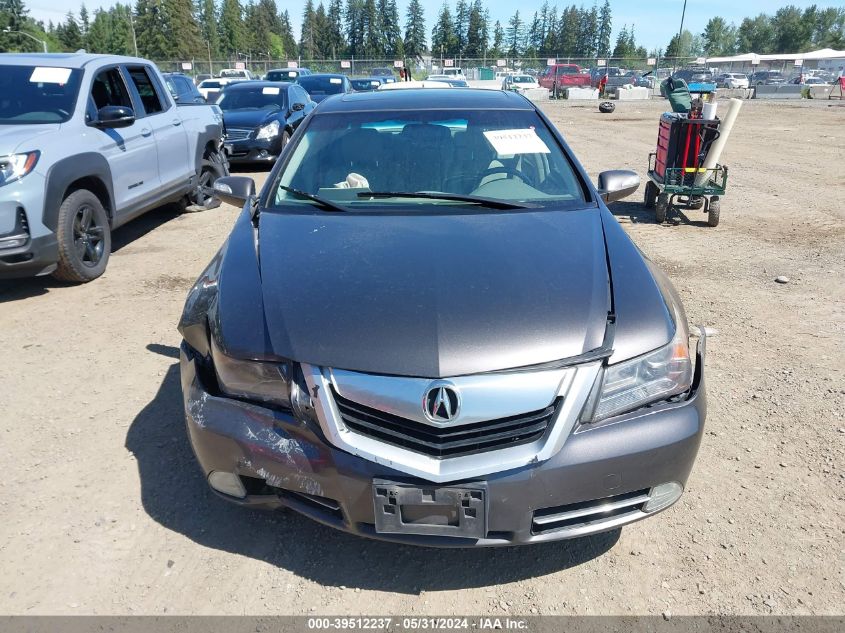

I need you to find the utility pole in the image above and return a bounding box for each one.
[3,28,48,53]
[673,0,688,74]
[128,11,139,57]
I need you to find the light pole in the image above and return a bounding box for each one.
[3,28,48,53]
[673,0,688,74]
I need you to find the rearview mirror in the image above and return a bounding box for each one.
[597,170,640,203]
[292,102,305,111]
[95,105,135,129]
[213,176,256,207]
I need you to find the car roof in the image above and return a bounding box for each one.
[224,80,293,91]
[301,73,346,78]
[0,52,155,69]
[316,88,534,113]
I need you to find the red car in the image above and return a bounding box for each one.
[538,64,591,96]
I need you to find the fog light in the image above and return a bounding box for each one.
[0,234,28,249]
[643,482,683,513]
[208,471,246,499]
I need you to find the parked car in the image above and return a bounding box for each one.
[590,66,623,87]
[296,73,353,103]
[370,67,395,78]
[162,72,206,103]
[750,70,786,86]
[197,77,240,102]
[715,73,749,89]
[194,73,212,85]
[351,77,383,92]
[219,68,255,80]
[538,63,591,97]
[502,73,540,92]
[180,88,706,547]
[0,53,227,282]
[429,78,469,87]
[443,67,465,79]
[217,82,314,164]
[265,67,312,82]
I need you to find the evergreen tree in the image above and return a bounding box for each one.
[300,0,319,58]
[431,2,457,58]
[166,0,203,59]
[464,0,485,58]
[378,0,402,57]
[218,0,244,56]
[543,6,557,55]
[345,0,364,57]
[611,24,628,58]
[326,0,346,58]
[596,0,611,57]
[735,14,773,53]
[59,11,84,50]
[362,0,381,58]
[279,9,297,58]
[0,0,30,50]
[771,4,812,53]
[197,0,220,58]
[403,0,425,61]
[86,8,111,53]
[525,11,541,58]
[490,19,503,58]
[109,4,134,55]
[505,10,523,58]
[557,5,578,56]
[702,17,736,56]
[454,0,468,57]
[575,5,598,57]
[665,29,698,58]
[79,4,90,44]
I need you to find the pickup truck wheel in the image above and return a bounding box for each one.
[52,189,111,283]
[186,153,227,212]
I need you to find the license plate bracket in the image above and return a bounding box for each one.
[372,479,486,539]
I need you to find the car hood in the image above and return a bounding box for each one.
[254,207,610,377]
[222,109,280,129]
[0,123,61,154]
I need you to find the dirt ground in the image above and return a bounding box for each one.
[0,98,843,616]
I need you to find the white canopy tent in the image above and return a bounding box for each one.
[706,48,845,65]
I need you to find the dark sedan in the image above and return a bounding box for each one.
[182,89,706,547]
[296,73,353,102]
[351,77,383,92]
[218,81,314,164]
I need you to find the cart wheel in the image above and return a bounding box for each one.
[643,181,658,209]
[655,193,669,223]
[707,196,721,227]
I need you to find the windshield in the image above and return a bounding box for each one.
[512,76,535,83]
[200,80,222,89]
[297,76,345,96]
[270,109,585,211]
[217,87,287,111]
[0,65,82,124]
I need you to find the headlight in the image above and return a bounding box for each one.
[256,120,280,140]
[210,335,291,408]
[587,325,692,422]
[0,152,40,187]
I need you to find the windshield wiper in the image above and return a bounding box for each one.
[357,191,536,210]
[278,185,348,212]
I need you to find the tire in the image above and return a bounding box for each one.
[599,101,615,113]
[688,195,705,210]
[280,129,291,151]
[52,189,111,283]
[707,196,721,227]
[643,181,658,209]
[186,151,228,212]
[655,193,669,223]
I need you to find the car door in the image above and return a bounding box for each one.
[86,66,160,215]
[124,65,192,193]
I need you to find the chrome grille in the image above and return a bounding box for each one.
[333,388,560,459]
[532,489,650,534]
[225,127,252,141]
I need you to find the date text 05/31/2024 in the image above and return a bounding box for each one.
[307,617,531,630]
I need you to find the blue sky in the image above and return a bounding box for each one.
[26,0,845,52]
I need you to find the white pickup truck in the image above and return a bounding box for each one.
[0,53,228,282]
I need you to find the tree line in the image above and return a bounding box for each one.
[1,0,844,63]
[667,6,845,59]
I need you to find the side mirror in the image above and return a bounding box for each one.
[95,105,135,129]
[213,176,256,207]
[292,102,305,111]
[597,169,640,203]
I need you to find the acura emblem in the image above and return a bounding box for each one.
[424,384,460,422]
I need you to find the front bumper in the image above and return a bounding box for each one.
[0,232,58,279]
[180,343,706,547]
[223,138,280,163]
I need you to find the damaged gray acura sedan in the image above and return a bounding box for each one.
[178,89,705,546]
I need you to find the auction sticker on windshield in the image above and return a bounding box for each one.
[30,67,72,84]
[262,87,281,95]
[483,129,551,156]
[330,78,342,84]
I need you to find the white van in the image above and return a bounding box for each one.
[443,67,465,79]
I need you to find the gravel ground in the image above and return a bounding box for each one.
[0,98,842,616]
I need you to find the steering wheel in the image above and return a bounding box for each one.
[476,166,532,188]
